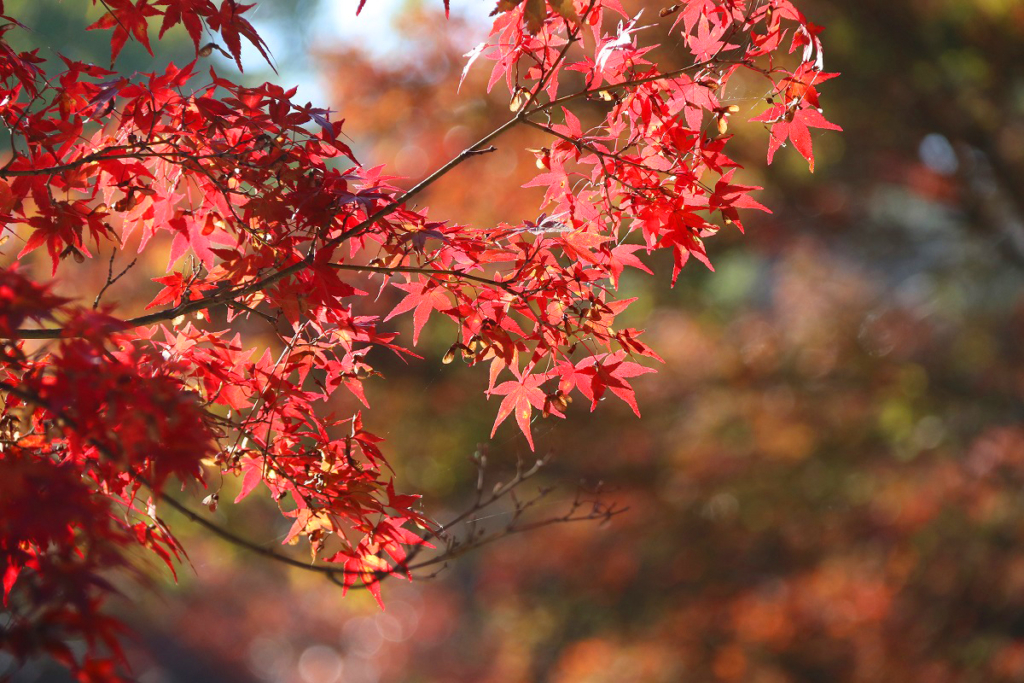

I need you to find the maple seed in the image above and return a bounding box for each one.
[202,213,219,236]
[113,191,137,212]
[659,4,679,17]
[529,147,551,169]
[510,88,529,112]
[60,246,85,264]
[442,344,462,364]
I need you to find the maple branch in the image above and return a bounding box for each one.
[0,139,245,178]
[93,252,138,310]
[157,493,343,573]
[0,376,617,588]
[329,263,513,290]
[530,58,742,115]
[521,117,583,148]
[397,455,625,576]
[521,116,671,178]
[356,119,524,231]
[520,117,663,176]
[164,443,622,585]
[10,117,525,340]
[158,453,622,588]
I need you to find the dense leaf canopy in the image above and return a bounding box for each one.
[0,0,840,677]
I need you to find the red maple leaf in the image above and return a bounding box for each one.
[780,64,840,110]
[157,0,209,51]
[603,243,653,288]
[710,169,772,232]
[671,0,718,34]
[233,455,264,504]
[488,365,555,450]
[557,352,654,417]
[687,14,739,62]
[144,273,216,310]
[205,0,271,70]
[752,104,842,172]
[86,0,160,64]
[556,227,612,265]
[384,279,453,345]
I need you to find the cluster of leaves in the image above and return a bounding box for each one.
[0,0,837,676]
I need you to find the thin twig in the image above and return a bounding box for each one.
[93,254,138,310]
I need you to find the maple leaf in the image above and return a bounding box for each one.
[493,0,576,34]
[157,0,208,51]
[205,0,272,71]
[324,547,390,609]
[670,0,718,34]
[791,20,827,69]
[369,516,434,579]
[710,170,771,232]
[383,279,453,345]
[0,269,68,336]
[144,273,216,310]
[752,104,842,172]
[668,77,720,130]
[595,11,651,72]
[687,14,738,62]
[557,227,612,264]
[167,211,223,270]
[233,455,264,503]
[459,41,488,92]
[603,243,653,288]
[488,365,555,450]
[556,352,653,417]
[780,64,840,110]
[86,0,160,64]
[384,480,431,529]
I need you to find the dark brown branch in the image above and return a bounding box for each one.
[10,116,525,340]
[531,58,745,115]
[0,374,621,593]
[93,253,138,310]
[0,139,245,178]
[329,263,513,290]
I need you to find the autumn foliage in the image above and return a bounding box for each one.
[0,0,837,676]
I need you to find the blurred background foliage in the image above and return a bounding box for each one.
[6,0,1024,681]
